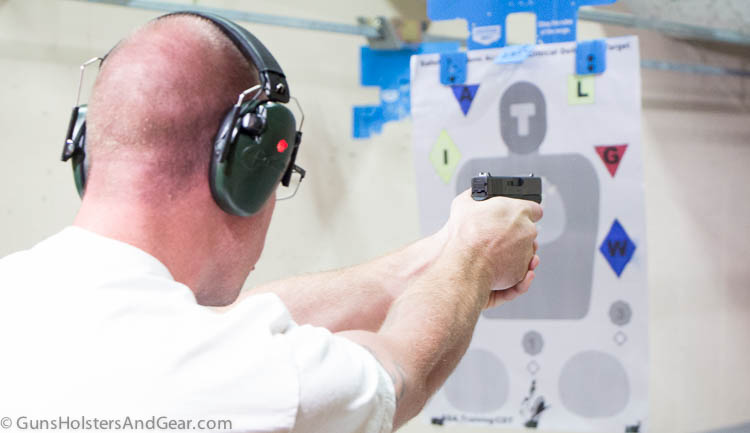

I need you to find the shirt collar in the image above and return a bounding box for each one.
[59,225,176,281]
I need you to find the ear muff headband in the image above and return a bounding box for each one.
[157,11,290,103]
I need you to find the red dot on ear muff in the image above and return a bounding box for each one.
[277,139,289,153]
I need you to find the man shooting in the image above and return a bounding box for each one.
[0,12,542,433]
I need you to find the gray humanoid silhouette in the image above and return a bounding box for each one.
[456,81,599,319]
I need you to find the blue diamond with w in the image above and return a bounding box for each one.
[599,219,636,277]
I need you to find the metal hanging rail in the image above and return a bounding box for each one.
[72,0,750,78]
[74,0,381,37]
[578,8,750,47]
[641,59,750,78]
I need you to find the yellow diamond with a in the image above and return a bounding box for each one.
[430,130,461,184]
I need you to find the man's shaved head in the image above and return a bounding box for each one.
[75,14,279,306]
[86,14,258,198]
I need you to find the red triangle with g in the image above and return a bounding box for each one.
[595,144,628,177]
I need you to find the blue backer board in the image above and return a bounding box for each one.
[427,0,617,49]
[353,106,384,139]
[355,1,615,137]
[354,42,459,139]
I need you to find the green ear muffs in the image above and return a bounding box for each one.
[210,100,298,217]
[61,11,305,216]
[61,99,299,217]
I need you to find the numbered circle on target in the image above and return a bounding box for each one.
[522,330,544,356]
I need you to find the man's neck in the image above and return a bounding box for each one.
[73,188,233,304]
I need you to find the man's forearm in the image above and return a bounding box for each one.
[339,245,493,429]
[240,232,447,332]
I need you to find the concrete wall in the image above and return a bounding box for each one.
[1,1,748,432]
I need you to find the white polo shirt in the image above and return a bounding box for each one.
[0,227,395,433]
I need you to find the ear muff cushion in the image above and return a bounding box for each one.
[72,134,88,198]
[69,106,89,198]
[210,102,297,216]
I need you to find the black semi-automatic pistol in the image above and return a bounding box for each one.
[471,172,542,203]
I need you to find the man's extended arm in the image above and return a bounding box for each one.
[339,192,542,429]
[234,203,537,333]
[236,232,448,332]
